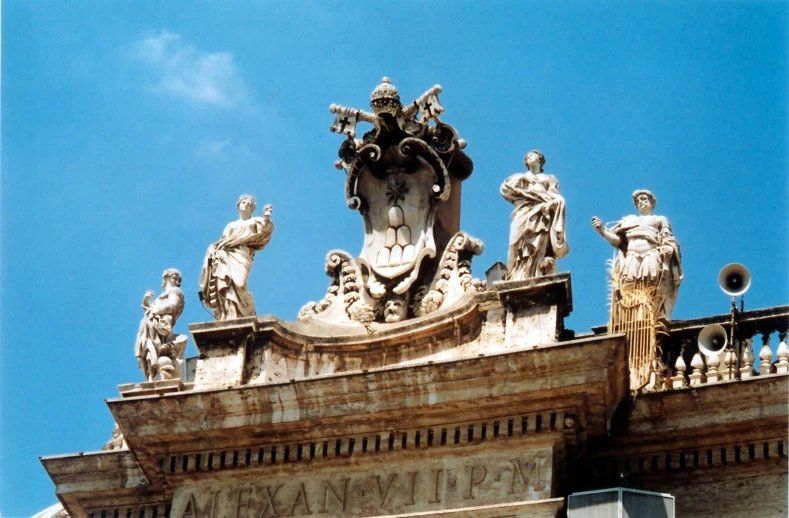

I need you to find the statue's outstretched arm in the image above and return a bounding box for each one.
[591,217,620,248]
[141,290,155,308]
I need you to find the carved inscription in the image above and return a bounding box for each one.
[171,446,554,518]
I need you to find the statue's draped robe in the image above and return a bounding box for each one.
[200,217,274,320]
[501,172,569,281]
[134,287,185,381]
[611,215,682,320]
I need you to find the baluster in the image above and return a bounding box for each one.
[759,332,775,375]
[706,352,721,384]
[740,338,755,378]
[721,347,737,381]
[775,331,789,374]
[671,355,688,389]
[689,352,706,386]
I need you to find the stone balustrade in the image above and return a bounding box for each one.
[662,305,789,390]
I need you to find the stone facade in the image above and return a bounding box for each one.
[41,281,789,517]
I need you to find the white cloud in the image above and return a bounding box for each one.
[197,139,262,164]
[134,30,250,109]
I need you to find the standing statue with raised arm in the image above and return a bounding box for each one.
[591,189,682,390]
[592,189,682,321]
[500,150,569,281]
[199,195,274,320]
[134,268,187,382]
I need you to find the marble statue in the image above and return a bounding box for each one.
[134,268,187,381]
[200,195,274,320]
[592,189,682,320]
[500,150,569,281]
[299,77,484,325]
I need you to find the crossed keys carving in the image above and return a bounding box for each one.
[329,104,372,139]
[413,85,444,122]
[329,85,445,139]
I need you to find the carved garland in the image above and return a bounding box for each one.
[340,260,375,323]
[411,232,482,317]
[298,251,378,323]
[297,252,347,321]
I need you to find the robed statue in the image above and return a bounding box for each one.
[199,195,274,320]
[134,268,186,381]
[501,150,569,280]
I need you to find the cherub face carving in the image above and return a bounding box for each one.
[383,296,407,323]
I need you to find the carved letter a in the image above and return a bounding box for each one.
[181,494,199,518]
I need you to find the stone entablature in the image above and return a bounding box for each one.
[151,406,577,482]
[171,437,559,517]
[42,276,628,517]
[40,274,789,517]
[583,375,788,517]
[108,332,623,469]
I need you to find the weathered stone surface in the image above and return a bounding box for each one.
[40,450,154,516]
[118,378,184,397]
[582,375,789,517]
[170,437,560,517]
[42,302,625,516]
[653,463,787,518]
[41,296,789,518]
[188,274,572,390]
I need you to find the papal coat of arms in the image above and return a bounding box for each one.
[299,77,483,325]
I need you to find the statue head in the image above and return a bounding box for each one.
[383,295,407,323]
[524,150,546,173]
[162,268,182,287]
[370,77,402,117]
[632,189,656,214]
[237,194,256,215]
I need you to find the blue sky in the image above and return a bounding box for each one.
[2,2,787,516]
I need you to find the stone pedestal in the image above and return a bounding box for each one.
[117,379,188,398]
[492,273,572,350]
[187,274,571,391]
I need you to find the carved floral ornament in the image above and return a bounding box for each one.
[300,77,483,326]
